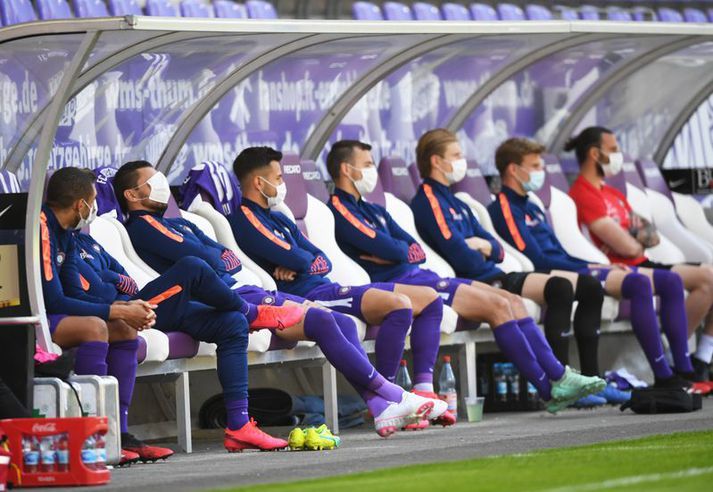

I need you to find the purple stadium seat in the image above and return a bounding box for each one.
[553,5,578,21]
[214,0,247,18]
[181,0,215,17]
[683,8,708,23]
[298,159,329,203]
[635,159,673,200]
[72,0,109,17]
[658,7,684,23]
[0,0,38,24]
[408,162,421,189]
[525,4,552,20]
[605,155,644,195]
[579,5,599,20]
[709,9,713,23]
[533,154,569,208]
[352,1,383,20]
[0,170,21,193]
[442,3,471,21]
[166,332,200,359]
[280,155,311,235]
[36,0,73,19]
[107,0,141,15]
[412,2,441,20]
[145,0,180,16]
[606,7,631,21]
[376,157,416,204]
[632,7,656,22]
[245,0,276,18]
[452,160,493,205]
[383,1,412,20]
[469,2,497,20]
[497,3,525,21]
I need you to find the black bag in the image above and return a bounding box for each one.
[620,387,702,414]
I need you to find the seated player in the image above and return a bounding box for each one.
[43,167,304,455]
[489,137,698,390]
[114,161,446,437]
[566,126,713,383]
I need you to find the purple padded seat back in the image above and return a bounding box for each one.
[166,332,199,359]
[93,166,123,219]
[377,156,416,204]
[0,170,21,193]
[178,161,242,215]
[145,0,179,16]
[541,153,570,196]
[469,3,497,20]
[579,5,599,20]
[452,160,492,205]
[298,159,329,204]
[363,177,387,208]
[709,9,713,23]
[606,7,631,21]
[383,1,412,20]
[72,0,109,17]
[408,162,421,189]
[683,8,707,23]
[632,7,656,22]
[658,8,683,23]
[497,3,525,20]
[214,0,247,18]
[0,0,38,24]
[246,0,276,18]
[555,5,578,21]
[605,154,643,195]
[107,0,141,15]
[280,154,309,234]
[36,0,73,19]
[180,0,215,17]
[525,4,552,20]
[352,1,382,20]
[636,159,672,200]
[412,2,441,20]
[442,3,470,20]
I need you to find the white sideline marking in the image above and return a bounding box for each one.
[544,466,713,492]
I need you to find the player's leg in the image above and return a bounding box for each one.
[51,316,109,376]
[670,264,713,337]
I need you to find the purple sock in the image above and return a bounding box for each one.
[492,320,552,400]
[622,273,674,378]
[410,298,442,386]
[653,270,694,373]
[332,312,368,357]
[225,398,249,430]
[517,318,566,381]
[107,339,138,433]
[74,341,109,376]
[375,308,412,381]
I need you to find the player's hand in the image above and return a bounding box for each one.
[359,254,394,265]
[111,302,156,330]
[466,237,493,256]
[273,266,297,281]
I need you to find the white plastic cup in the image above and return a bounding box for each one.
[465,396,484,422]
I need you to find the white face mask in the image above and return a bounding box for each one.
[348,165,378,196]
[440,158,467,185]
[75,199,97,230]
[134,172,171,205]
[519,169,546,192]
[259,177,287,208]
[598,150,624,177]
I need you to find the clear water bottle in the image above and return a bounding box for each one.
[22,436,39,474]
[39,436,57,473]
[81,435,97,470]
[394,359,412,392]
[494,363,508,403]
[94,433,107,470]
[56,434,69,472]
[438,355,457,413]
[507,363,520,402]
[527,382,539,402]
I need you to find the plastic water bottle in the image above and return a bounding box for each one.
[494,363,508,403]
[94,433,107,470]
[22,436,39,474]
[507,363,520,402]
[395,359,412,391]
[438,355,457,413]
[56,434,69,472]
[39,436,57,472]
[527,382,538,402]
[81,435,97,470]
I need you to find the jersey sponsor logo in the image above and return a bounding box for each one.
[377,215,386,226]
[524,214,540,227]
[240,205,292,250]
[423,184,452,240]
[330,196,376,239]
[273,229,286,239]
[497,193,526,251]
[140,215,184,243]
[92,244,101,252]
[79,249,94,260]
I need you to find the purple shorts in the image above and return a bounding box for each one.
[48,314,68,334]
[234,285,305,306]
[389,268,471,306]
[580,267,613,286]
[304,281,394,318]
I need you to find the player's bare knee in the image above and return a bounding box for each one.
[85,318,109,342]
[390,292,412,311]
[110,322,137,341]
[485,295,512,326]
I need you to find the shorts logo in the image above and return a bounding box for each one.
[262,296,275,305]
[56,252,65,265]
[437,280,449,290]
[338,286,351,295]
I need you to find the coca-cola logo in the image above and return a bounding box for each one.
[31,423,57,433]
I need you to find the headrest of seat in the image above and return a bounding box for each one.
[408,162,421,189]
[363,176,386,208]
[535,154,570,208]
[281,154,309,220]
[636,159,672,200]
[0,170,21,194]
[298,159,329,203]
[93,166,122,219]
[178,161,242,216]
[377,156,416,204]
[452,160,492,205]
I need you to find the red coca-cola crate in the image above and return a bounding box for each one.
[0,417,110,487]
